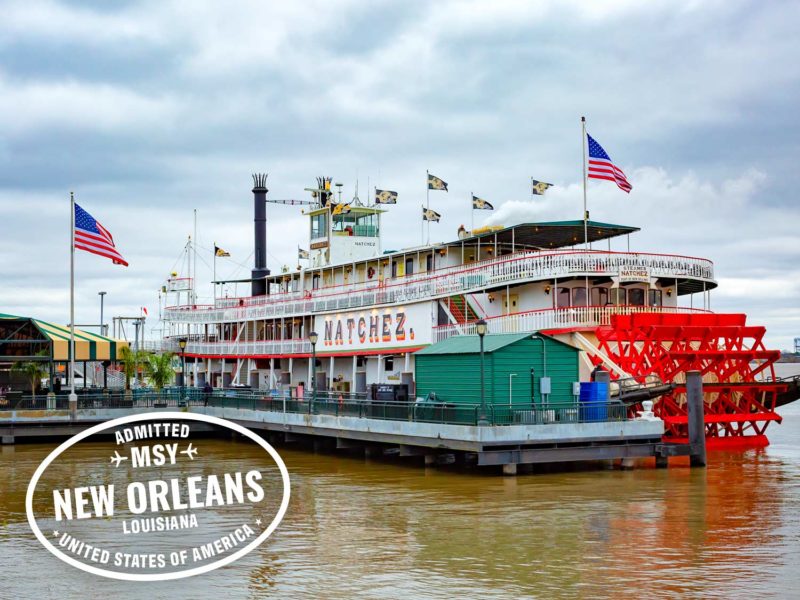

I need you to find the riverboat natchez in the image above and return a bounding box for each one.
[159,174,784,448]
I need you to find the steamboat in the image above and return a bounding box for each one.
[159,174,786,448]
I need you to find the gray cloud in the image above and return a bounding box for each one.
[1,0,799,350]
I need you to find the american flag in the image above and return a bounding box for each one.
[74,203,128,266]
[587,133,632,193]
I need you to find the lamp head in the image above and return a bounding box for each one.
[475,319,488,337]
[309,331,319,345]
[178,337,188,350]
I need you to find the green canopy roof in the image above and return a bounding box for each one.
[0,313,128,361]
[416,333,532,355]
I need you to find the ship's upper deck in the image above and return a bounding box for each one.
[251,220,641,289]
[165,250,716,325]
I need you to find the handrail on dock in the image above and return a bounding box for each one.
[4,389,629,427]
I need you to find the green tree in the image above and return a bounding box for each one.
[144,352,176,391]
[119,346,147,390]
[11,351,49,399]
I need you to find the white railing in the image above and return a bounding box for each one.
[179,339,311,357]
[90,363,126,388]
[164,250,715,324]
[433,305,713,343]
[155,306,711,358]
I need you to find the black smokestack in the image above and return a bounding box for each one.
[251,173,270,296]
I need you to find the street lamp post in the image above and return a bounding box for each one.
[308,331,318,412]
[98,291,107,336]
[476,319,489,426]
[178,337,188,400]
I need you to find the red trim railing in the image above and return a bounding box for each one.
[433,305,713,342]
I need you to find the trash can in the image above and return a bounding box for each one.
[579,382,608,421]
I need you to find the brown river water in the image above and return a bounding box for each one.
[1,402,799,599]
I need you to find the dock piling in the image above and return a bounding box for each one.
[686,370,707,467]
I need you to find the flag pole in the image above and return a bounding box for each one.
[421,204,424,245]
[69,192,77,411]
[581,116,590,309]
[193,209,198,303]
[426,170,430,245]
[581,116,588,250]
[213,242,217,302]
[470,192,474,232]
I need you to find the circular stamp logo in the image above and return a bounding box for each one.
[26,412,290,581]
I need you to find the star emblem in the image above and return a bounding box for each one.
[255,518,262,526]
[180,443,198,460]
[110,450,128,467]
[53,530,60,537]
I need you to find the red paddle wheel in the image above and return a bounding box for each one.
[593,312,784,449]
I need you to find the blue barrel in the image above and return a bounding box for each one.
[579,382,608,421]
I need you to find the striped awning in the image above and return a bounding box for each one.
[0,313,129,361]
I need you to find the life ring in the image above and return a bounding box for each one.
[303,290,312,299]
[367,267,376,279]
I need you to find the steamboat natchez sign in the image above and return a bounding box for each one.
[315,303,434,351]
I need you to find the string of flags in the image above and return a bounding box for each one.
[363,129,632,234]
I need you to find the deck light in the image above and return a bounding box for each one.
[476,319,489,426]
[475,319,488,337]
[178,338,188,398]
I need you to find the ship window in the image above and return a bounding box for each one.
[353,212,379,237]
[426,253,433,272]
[649,289,662,307]
[312,274,320,290]
[557,287,571,308]
[392,261,398,278]
[628,288,645,306]
[572,287,588,307]
[332,212,356,234]
[405,257,414,276]
[311,214,327,239]
[384,356,394,371]
[610,288,626,305]
[592,287,609,306]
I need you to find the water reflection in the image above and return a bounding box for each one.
[0,405,798,598]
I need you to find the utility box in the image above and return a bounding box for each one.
[540,377,552,395]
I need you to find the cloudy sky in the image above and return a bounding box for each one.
[1,0,798,349]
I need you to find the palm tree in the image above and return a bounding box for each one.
[119,346,147,391]
[12,351,49,400]
[144,352,176,391]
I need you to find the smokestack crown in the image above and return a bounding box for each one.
[252,173,269,192]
